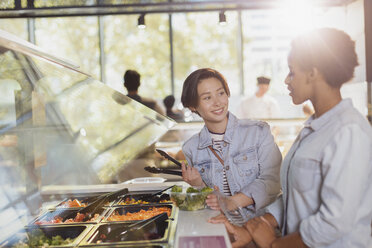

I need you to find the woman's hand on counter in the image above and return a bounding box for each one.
[245,216,277,248]
[208,212,227,224]
[224,220,253,248]
[181,162,205,187]
[208,212,254,248]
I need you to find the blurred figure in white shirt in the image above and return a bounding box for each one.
[236,76,280,119]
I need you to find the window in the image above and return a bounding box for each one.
[241,6,361,118]
[103,14,171,99]
[34,17,100,80]
[0,19,28,40]
[172,11,240,98]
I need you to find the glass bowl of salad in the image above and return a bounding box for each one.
[169,185,213,211]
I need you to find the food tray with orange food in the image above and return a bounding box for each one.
[28,207,109,226]
[103,205,175,223]
[115,193,171,206]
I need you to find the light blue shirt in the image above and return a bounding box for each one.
[266,99,372,247]
[182,112,282,210]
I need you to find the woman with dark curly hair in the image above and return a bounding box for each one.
[213,28,372,248]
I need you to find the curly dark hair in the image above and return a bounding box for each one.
[181,68,230,109]
[290,28,359,88]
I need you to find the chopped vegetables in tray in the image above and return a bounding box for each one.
[107,207,171,221]
[58,199,87,208]
[35,213,100,225]
[11,229,73,248]
[118,198,150,205]
[117,197,170,205]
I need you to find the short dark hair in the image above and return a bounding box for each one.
[163,95,175,109]
[123,70,141,91]
[290,28,359,88]
[257,76,271,85]
[181,68,230,109]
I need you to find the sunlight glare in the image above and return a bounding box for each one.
[278,0,316,38]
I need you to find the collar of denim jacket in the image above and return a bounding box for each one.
[198,111,236,149]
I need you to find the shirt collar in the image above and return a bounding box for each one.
[198,112,237,149]
[304,99,353,131]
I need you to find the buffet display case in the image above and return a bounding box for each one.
[0,29,178,247]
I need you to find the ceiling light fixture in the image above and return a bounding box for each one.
[219,11,227,26]
[138,14,146,29]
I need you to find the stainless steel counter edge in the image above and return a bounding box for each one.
[41,182,181,195]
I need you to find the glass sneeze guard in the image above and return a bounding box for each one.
[0,29,176,242]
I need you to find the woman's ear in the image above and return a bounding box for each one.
[306,67,319,84]
[310,68,321,80]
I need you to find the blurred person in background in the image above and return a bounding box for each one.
[236,76,280,119]
[212,28,372,248]
[163,95,185,122]
[123,69,165,115]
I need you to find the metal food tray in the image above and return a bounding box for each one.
[114,193,171,207]
[3,192,178,247]
[103,204,175,223]
[0,224,93,248]
[52,194,119,210]
[27,207,110,226]
[78,208,178,247]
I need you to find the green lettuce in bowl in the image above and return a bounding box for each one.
[169,186,213,211]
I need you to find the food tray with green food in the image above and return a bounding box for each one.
[115,193,171,206]
[169,186,213,211]
[0,225,91,248]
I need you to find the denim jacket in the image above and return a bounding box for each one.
[182,112,282,210]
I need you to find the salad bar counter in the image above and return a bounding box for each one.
[0,30,180,248]
[1,190,178,248]
[0,30,230,248]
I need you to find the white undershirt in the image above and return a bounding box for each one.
[210,132,232,196]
